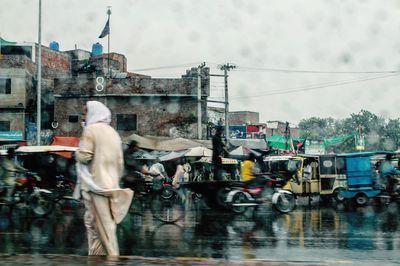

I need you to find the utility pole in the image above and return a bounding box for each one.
[197,62,206,140]
[284,121,290,151]
[36,0,42,145]
[220,63,236,143]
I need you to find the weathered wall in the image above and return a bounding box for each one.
[54,76,209,97]
[0,68,29,108]
[54,96,208,138]
[0,110,25,132]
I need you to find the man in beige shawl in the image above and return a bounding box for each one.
[75,101,133,256]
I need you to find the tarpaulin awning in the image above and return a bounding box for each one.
[323,132,356,146]
[229,146,261,157]
[184,146,213,157]
[159,150,187,161]
[124,134,157,150]
[266,135,291,149]
[51,136,80,159]
[196,157,238,165]
[16,145,78,153]
[156,137,201,151]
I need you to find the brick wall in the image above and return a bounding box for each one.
[54,77,210,97]
[90,53,127,72]
[54,96,208,138]
[35,44,71,73]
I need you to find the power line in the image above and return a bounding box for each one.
[235,66,400,74]
[230,73,400,99]
[129,62,203,72]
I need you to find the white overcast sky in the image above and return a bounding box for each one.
[1,0,400,125]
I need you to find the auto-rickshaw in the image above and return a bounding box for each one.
[263,154,347,202]
[338,151,399,206]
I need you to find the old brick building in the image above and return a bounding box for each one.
[53,67,210,139]
[0,39,70,142]
[0,38,210,141]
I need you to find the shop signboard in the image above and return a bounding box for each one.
[0,131,23,141]
[304,140,325,155]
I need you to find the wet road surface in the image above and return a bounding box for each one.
[0,198,400,265]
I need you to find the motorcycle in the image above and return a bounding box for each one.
[0,171,44,216]
[28,174,78,217]
[125,171,185,223]
[224,174,296,214]
[375,175,400,206]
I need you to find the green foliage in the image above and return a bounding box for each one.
[299,110,400,153]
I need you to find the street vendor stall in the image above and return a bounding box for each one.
[192,157,239,182]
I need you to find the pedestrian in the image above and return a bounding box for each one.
[0,147,27,203]
[212,127,225,181]
[75,101,133,256]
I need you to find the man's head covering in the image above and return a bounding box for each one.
[85,101,111,126]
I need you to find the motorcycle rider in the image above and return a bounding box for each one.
[379,154,400,196]
[0,147,27,202]
[123,140,147,192]
[241,153,263,188]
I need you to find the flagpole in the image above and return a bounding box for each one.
[107,6,111,79]
[106,6,111,106]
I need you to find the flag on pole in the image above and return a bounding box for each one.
[98,18,110,38]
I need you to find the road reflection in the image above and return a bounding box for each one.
[0,200,399,263]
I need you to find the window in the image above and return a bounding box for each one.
[117,114,137,131]
[0,79,11,94]
[68,115,79,123]
[0,121,10,131]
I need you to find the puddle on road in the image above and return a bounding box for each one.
[0,200,399,264]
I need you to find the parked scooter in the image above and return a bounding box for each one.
[225,174,296,214]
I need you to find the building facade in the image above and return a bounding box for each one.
[0,38,210,142]
[53,68,210,139]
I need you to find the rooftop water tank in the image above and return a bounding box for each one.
[49,41,59,51]
[92,42,103,57]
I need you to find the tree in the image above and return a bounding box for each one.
[299,110,399,153]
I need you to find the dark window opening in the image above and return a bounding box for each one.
[1,45,32,58]
[68,115,79,123]
[0,79,11,94]
[0,121,11,131]
[117,114,137,131]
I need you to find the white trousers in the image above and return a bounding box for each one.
[82,191,119,256]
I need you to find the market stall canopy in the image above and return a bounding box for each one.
[16,145,78,153]
[159,150,187,161]
[124,134,205,151]
[229,146,261,157]
[132,150,159,160]
[197,157,238,165]
[124,134,157,150]
[156,137,201,151]
[184,146,212,157]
